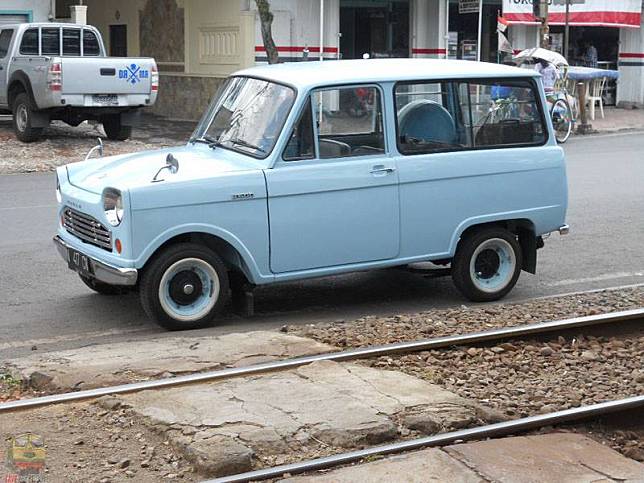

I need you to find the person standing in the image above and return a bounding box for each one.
[535,59,559,93]
[584,41,598,68]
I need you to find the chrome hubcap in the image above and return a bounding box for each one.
[16,105,28,132]
[159,258,220,322]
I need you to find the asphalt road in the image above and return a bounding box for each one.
[1,131,643,358]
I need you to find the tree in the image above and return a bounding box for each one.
[255,0,279,64]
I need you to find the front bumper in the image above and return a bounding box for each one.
[53,235,138,286]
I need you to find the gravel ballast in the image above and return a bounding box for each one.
[290,287,644,462]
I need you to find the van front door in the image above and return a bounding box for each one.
[266,85,400,274]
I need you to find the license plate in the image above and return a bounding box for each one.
[68,248,93,277]
[92,94,118,106]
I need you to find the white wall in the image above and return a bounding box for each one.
[617,9,644,107]
[0,0,53,22]
[412,0,448,58]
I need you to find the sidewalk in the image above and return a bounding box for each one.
[581,106,644,134]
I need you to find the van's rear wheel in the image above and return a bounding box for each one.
[452,228,522,302]
[12,93,43,143]
[102,114,132,141]
[139,243,229,330]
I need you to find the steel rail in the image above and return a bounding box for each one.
[1,308,642,414]
[206,395,644,483]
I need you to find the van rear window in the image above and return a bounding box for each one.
[395,79,546,155]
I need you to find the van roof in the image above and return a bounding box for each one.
[235,58,538,89]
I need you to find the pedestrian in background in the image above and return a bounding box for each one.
[584,41,598,68]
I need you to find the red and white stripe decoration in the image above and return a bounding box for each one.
[502,0,642,28]
[411,48,447,58]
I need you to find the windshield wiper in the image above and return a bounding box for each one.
[224,137,266,154]
[193,135,222,149]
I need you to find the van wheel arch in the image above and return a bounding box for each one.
[456,220,538,274]
[140,232,253,285]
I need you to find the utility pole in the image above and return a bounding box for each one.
[539,0,549,49]
[563,0,570,58]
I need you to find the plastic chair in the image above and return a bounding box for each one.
[587,77,606,120]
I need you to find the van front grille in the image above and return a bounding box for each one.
[63,207,112,251]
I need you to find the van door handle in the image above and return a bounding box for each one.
[370,165,396,174]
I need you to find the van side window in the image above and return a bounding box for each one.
[63,28,81,56]
[41,28,60,55]
[283,98,315,161]
[395,79,546,155]
[396,82,466,153]
[0,29,14,58]
[19,28,39,55]
[312,86,385,159]
[83,30,100,56]
[463,81,546,147]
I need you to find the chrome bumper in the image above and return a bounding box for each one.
[558,224,570,235]
[53,235,138,286]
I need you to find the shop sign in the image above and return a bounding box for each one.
[459,0,480,14]
[502,0,643,28]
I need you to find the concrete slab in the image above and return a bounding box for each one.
[281,433,644,483]
[114,360,486,477]
[3,331,335,391]
[445,432,644,483]
[281,448,484,483]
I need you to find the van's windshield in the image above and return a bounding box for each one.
[191,76,295,159]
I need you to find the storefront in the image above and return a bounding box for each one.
[448,0,503,62]
[503,0,644,107]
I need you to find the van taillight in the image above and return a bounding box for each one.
[151,65,159,92]
[48,62,62,91]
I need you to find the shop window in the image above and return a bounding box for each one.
[312,86,385,159]
[41,28,60,56]
[19,28,38,55]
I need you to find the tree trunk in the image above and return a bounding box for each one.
[255,0,279,64]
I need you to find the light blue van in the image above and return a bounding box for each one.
[54,59,568,330]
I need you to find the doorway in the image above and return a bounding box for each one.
[340,0,410,59]
[109,25,127,57]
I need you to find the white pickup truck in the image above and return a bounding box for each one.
[0,23,158,142]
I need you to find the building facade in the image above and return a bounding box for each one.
[0,0,54,24]
[4,1,643,118]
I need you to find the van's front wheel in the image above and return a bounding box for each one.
[139,243,229,330]
[452,228,522,302]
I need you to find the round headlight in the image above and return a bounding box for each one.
[55,175,61,203]
[103,188,124,226]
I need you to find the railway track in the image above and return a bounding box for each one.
[206,395,644,483]
[1,307,642,413]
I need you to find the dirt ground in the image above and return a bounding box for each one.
[0,114,195,174]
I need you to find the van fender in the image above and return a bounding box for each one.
[449,213,539,273]
[134,223,269,284]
